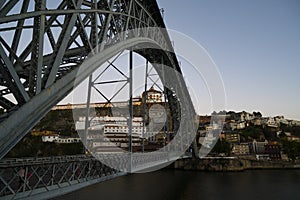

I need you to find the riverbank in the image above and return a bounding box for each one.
[170,157,300,171]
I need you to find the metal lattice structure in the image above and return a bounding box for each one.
[0,0,196,159]
[0,155,124,199]
[0,0,198,198]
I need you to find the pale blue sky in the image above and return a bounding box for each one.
[157,0,300,120]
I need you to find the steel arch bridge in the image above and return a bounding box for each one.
[0,0,199,198]
[0,0,197,164]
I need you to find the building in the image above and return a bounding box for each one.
[32,130,58,136]
[263,117,278,128]
[224,121,237,130]
[252,118,263,126]
[265,143,281,160]
[252,139,268,154]
[142,86,163,103]
[76,116,144,152]
[274,116,289,125]
[236,111,254,122]
[232,143,250,155]
[147,103,168,142]
[42,135,80,143]
[224,131,240,143]
[52,97,142,110]
[236,122,246,130]
[42,135,59,142]
[256,154,270,161]
[291,120,300,126]
[55,137,81,144]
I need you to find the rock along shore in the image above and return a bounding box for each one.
[170,157,300,172]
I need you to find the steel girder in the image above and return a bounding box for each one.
[0,0,196,158]
[0,155,123,199]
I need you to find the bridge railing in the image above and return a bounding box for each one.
[93,151,191,173]
[0,155,121,200]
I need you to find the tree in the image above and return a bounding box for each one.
[282,138,300,161]
[253,111,262,118]
[212,139,231,156]
[240,126,264,140]
[263,126,277,140]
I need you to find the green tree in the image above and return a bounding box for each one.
[281,138,300,161]
[240,126,264,140]
[212,139,231,156]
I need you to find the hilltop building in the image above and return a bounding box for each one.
[142,86,163,103]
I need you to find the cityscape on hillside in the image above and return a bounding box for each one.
[7,86,300,163]
[0,1,299,199]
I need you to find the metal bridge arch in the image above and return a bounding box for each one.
[0,0,196,159]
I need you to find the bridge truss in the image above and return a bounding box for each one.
[0,0,199,198]
[0,0,197,160]
[0,155,124,199]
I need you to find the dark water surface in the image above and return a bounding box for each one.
[54,169,300,200]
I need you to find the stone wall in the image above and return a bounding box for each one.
[170,158,300,171]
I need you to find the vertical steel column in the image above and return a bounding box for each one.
[162,57,170,152]
[36,0,45,95]
[142,60,149,152]
[84,0,98,154]
[84,75,93,154]
[129,50,133,172]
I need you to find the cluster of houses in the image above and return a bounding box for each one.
[41,134,81,144]
[198,111,300,160]
[36,86,168,152]
[34,84,300,160]
[222,111,300,130]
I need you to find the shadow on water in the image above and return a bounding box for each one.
[53,169,300,200]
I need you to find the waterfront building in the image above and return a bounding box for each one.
[256,154,270,161]
[224,131,240,143]
[42,135,81,143]
[42,135,59,142]
[232,143,250,155]
[265,143,281,160]
[281,152,289,161]
[252,139,268,154]
[55,137,81,144]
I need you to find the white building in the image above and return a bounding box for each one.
[55,137,81,144]
[42,135,59,142]
[76,116,144,152]
[266,117,278,128]
[76,116,144,138]
[291,120,300,126]
[42,135,81,144]
[236,111,254,122]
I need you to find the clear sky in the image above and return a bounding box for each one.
[157,0,300,120]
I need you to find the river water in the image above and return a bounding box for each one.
[54,169,300,200]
